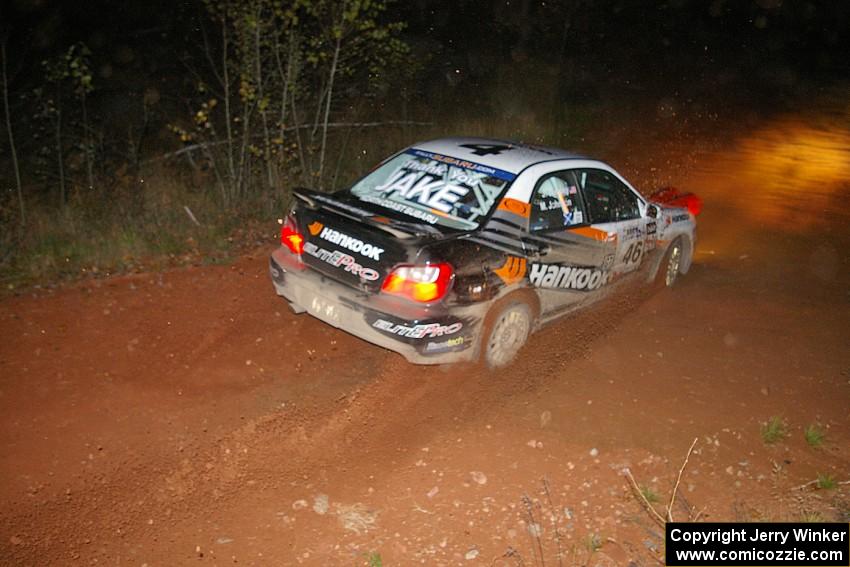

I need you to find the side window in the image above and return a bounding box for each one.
[529,171,587,232]
[575,169,641,223]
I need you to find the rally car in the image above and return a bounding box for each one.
[269,138,697,367]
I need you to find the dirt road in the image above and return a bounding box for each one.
[2,104,849,566]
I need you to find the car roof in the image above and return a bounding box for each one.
[411,137,587,175]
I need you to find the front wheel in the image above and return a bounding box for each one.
[481,301,532,368]
[658,237,684,288]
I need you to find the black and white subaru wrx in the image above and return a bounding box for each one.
[269,138,698,367]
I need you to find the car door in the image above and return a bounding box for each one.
[521,170,617,317]
[573,168,649,280]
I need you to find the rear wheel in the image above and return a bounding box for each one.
[482,301,532,368]
[658,237,684,288]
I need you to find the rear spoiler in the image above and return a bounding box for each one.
[292,189,317,209]
[648,186,703,216]
[292,188,439,239]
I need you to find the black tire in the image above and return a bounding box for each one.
[480,300,532,368]
[656,237,684,289]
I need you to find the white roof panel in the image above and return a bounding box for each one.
[411,137,585,175]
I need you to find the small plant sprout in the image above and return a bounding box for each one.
[761,416,788,444]
[804,423,825,448]
[816,473,837,490]
[800,510,825,523]
[585,532,603,553]
[640,485,660,504]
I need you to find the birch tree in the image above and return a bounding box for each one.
[174,0,408,202]
[303,0,408,187]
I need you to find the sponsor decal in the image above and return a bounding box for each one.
[359,194,440,225]
[374,154,500,215]
[374,170,469,214]
[372,319,463,339]
[310,193,377,218]
[528,262,611,291]
[316,226,384,261]
[646,220,658,249]
[409,149,515,181]
[303,242,380,281]
[622,226,643,240]
[671,213,690,223]
[353,149,514,227]
[308,221,323,236]
[493,256,527,285]
[425,336,466,352]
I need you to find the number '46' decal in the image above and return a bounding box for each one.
[623,241,643,264]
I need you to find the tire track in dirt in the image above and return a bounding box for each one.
[0,239,712,565]
[108,285,659,562]
[0,256,392,564]
[3,102,850,565]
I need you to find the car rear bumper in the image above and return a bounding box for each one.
[269,248,482,365]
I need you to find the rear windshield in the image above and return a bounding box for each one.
[348,149,516,230]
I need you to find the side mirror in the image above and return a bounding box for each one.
[646,204,659,219]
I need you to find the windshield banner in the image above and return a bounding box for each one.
[408,149,516,182]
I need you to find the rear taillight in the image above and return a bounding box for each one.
[381,263,454,303]
[280,216,304,255]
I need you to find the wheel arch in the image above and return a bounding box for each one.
[474,286,541,364]
[488,286,541,325]
[648,232,692,283]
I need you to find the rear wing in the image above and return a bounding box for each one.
[292,188,440,239]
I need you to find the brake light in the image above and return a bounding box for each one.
[280,216,304,255]
[381,263,454,303]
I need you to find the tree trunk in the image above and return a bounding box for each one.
[55,98,65,206]
[254,6,274,191]
[1,40,25,225]
[221,22,235,203]
[81,91,94,190]
[331,122,354,190]
[289,90,308,186]
[317,34,341,189]
[275,31,298,189]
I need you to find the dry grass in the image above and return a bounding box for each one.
[1,87,595,291]
[804,423,826,448]
[761,416,788,444]
[0,167,281,290]
[333,502,378,535]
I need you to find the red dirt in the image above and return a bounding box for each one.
[1,109,849,566]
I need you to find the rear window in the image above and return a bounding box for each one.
[349,149,515,230]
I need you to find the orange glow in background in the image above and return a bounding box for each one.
[722,118,850,230]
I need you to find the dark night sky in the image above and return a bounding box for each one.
[2,0,848,155]
[1,0,846,178]
[5,0,849,85]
